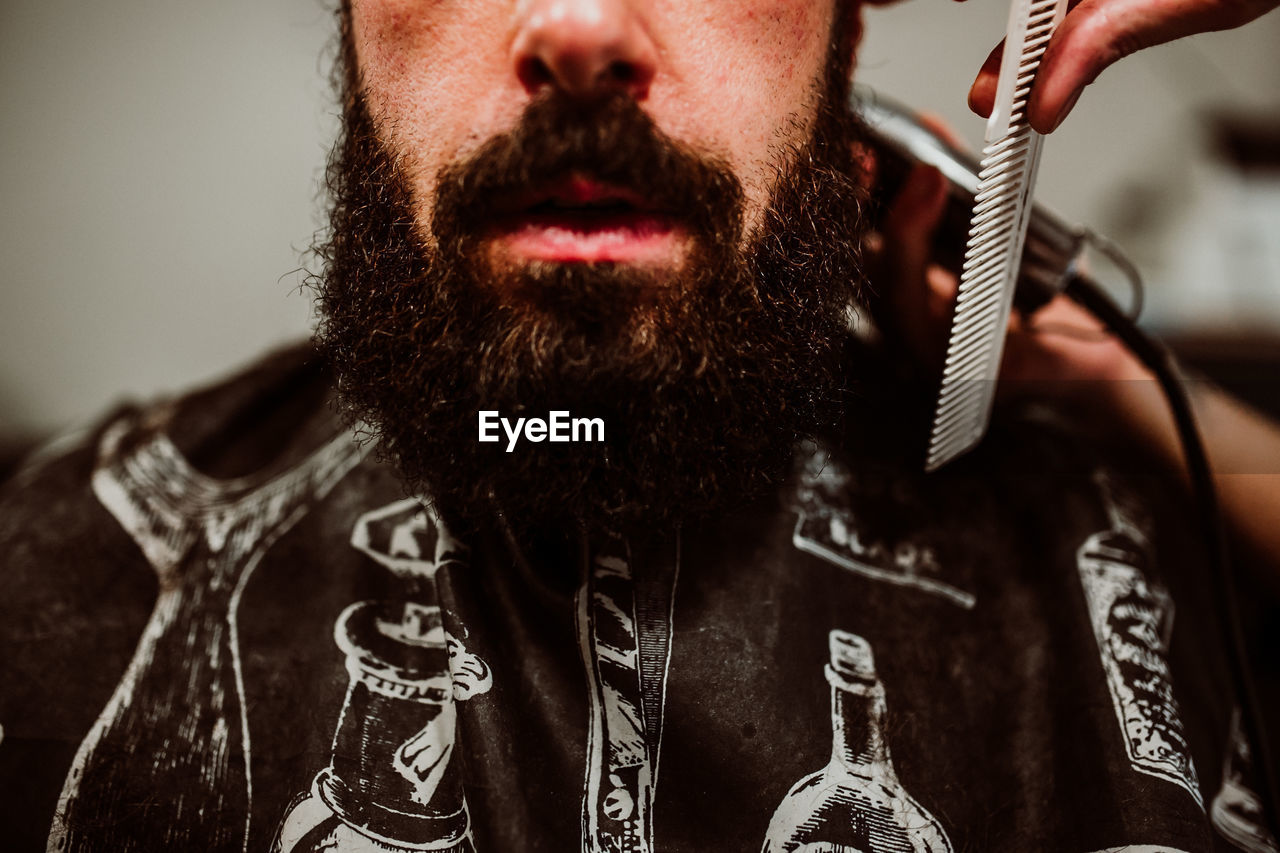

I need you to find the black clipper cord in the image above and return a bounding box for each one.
[859,87,1280,834]
[1065,273,1280,838]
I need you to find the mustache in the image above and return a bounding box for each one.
[431,92,744,248]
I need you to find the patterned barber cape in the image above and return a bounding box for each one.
[0,343,1274,853]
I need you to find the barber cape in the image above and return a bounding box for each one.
[0,343,1274,853]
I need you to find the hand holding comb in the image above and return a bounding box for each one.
[925,0,1070,471]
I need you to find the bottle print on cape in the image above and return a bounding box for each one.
[1210,708,1279,853]
[762,630,953,853]
[272,498,491,853]
[1078,472,1200,808]
[576,537,680,853]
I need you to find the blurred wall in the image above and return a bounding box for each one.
[2,0,1279,439]
[0,0,336,439]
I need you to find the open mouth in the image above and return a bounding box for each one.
[487,173,684,265]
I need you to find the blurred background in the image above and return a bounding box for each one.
[1,0,1279,450]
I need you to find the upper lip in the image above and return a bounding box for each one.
[495,173,657,217]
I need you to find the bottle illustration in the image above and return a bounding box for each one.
[1077,474,1201,807]
[273,497,490,853]
[577,545,679,853]
[762,630,953,853]
[271,600,484,853]
[1210,708,1279,853]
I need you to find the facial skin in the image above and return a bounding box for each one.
[350,0,849,273]
[317,0,870,532]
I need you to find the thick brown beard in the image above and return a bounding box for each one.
[313,50,870,536]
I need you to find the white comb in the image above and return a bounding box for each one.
[924,0,1069,471]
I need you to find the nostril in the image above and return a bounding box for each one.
[517,56,554,91]
[512,16,657,98]
[606,60,635,83]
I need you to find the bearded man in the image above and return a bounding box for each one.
[1,0,1278,851]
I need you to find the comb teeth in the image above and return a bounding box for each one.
[925,0,1068,472]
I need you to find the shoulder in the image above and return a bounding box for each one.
[810,388,1206,596]
[0,343,371,840]
[0,337,357,684]
[0,341,350,581]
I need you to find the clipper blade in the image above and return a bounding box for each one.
[924,0,1068,472]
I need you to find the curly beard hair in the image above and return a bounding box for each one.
[313,13,870,535]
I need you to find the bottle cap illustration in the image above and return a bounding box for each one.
[829,630,876,683]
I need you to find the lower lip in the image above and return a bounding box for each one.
[489,211,684,265]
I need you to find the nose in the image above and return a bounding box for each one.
[511,0,657,100]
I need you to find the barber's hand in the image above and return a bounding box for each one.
[963,0,1280,132]
[870,161,1150,402]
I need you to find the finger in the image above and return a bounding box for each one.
[924,265,959,327]
[883,164,950,364]
[1019,291,1104,332]
[1029,0,1277,132]
[997,322,1060,394]
[884,164,948,264]
[850,138,878,190]
[863,0,971,6]
[917,111,970,151]
[968,40,1005,118]
[969,0,1084,119]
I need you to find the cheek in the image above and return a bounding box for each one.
[350,2,516,223]
[352,1,512,115]
[668,2,835,229]
[351,0,439,94]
